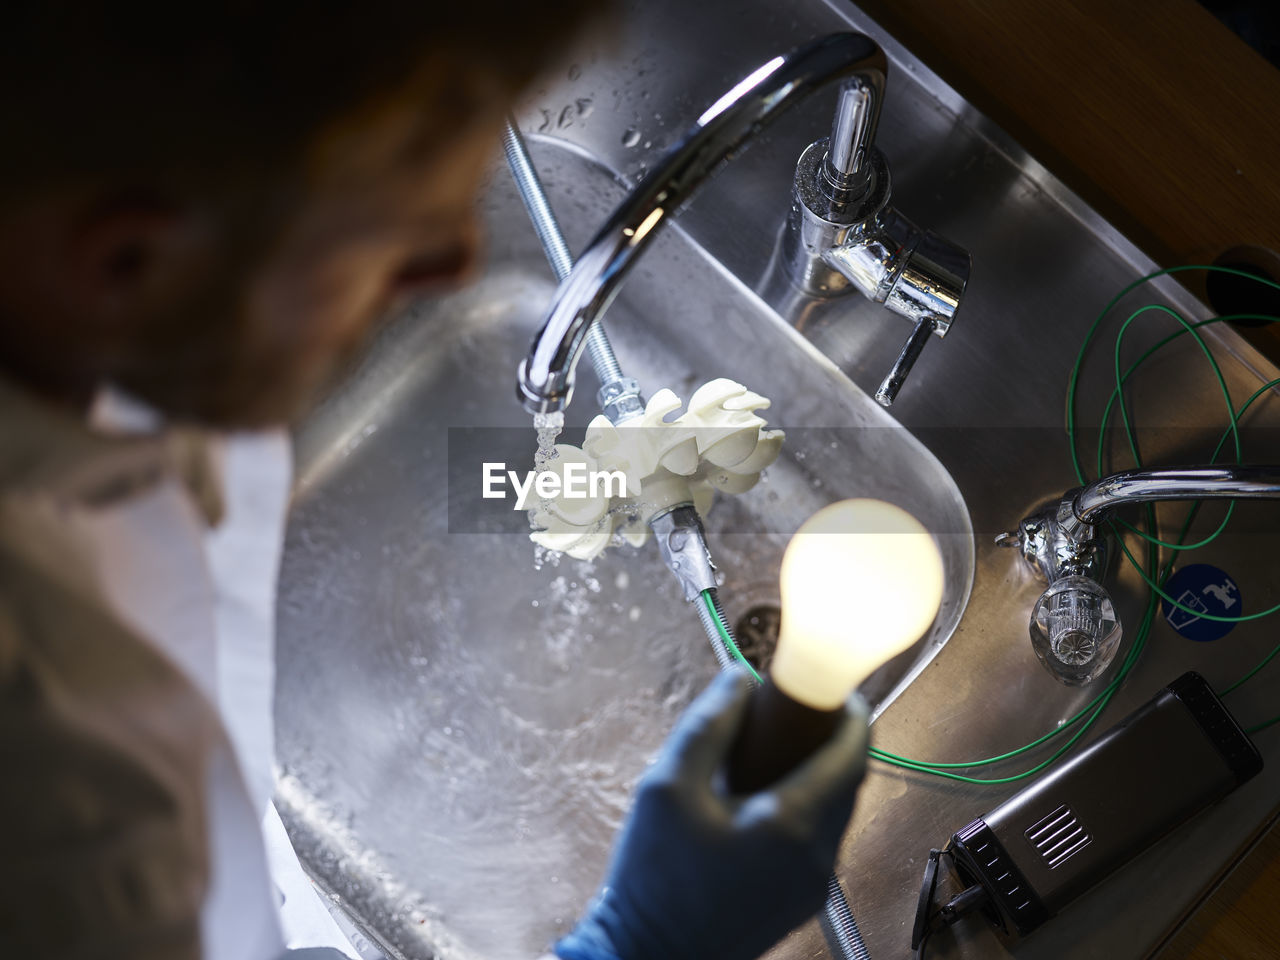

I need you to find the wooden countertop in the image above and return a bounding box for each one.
[848,1,1280,954]
[1159,820,1280,959]
[855,0,1280,361]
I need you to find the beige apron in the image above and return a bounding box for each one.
[0,378,351,958]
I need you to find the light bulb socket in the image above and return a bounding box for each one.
[727,675,846,795]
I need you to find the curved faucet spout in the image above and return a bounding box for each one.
[516,33,888,415]
[1005,462,1280,685]
[1072,464,1280,524]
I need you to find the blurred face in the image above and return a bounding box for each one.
[0,67,512,429]
[221,94,504,426]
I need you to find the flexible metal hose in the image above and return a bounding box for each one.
[500,119,627,389]
[695,587,735,670]
[825,874,873,960]
[702,588,872,960]
[506,113,872,960]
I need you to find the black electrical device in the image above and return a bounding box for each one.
[916,671,1262,949]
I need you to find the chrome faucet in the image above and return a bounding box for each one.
[778,71,969,406]
[516,32,970,415]
[1001,465,1280,686]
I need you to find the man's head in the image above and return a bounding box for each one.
[0,4,599,426]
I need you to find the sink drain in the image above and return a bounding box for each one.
[733,603,781,672]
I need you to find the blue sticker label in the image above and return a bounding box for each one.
[1161,563,1241,642]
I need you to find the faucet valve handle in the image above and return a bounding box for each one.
[875,316,936,407]
[874,227,970,407]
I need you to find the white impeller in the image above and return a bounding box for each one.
[529,378,784,559]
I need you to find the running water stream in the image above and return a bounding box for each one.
[532,410,565,472]
[531,411,565,569]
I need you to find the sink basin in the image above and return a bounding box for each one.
[275,135,973,959]
[277,1,1280,958]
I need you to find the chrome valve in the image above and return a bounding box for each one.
[780,74,970,406]
[1001,465,1280,685]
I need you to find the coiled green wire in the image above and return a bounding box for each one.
[698,267,1280,770]
[861,264,1280,780]
[702,589,762,684]
[1098,305,1280,624]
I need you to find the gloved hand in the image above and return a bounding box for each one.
[555,668,869,960]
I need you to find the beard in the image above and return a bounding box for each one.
[112,288,382,431]
[95,219,392,429]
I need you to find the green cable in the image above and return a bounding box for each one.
[1069,272,1280,727]
[1092,314,1278,552]
[869,488,1217,774]
[1107,303,1242,478]
[1209,379,1280,695]
[1247,714,1280,735]
[867,590,1149,769]
[1098,313,1276,474]
[1098,305,1246,552]
[870,494,1203,779]
[701,589,762,684]
[690,265,1277,779]
[867,539,1163,784]
[1097,313,1277,474]
[869,511,1172,780]
[1109,375,1280,622]
[1221,643,1280,697]
[866,265,1280,779]
[1066,264,1280,487]
[1113,533,1280,623]
[867,383,1265,778]
[1066,267,1280,625]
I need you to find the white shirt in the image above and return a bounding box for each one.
[0,380,353,959]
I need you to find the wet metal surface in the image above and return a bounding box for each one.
[276,1,1280,958]
[276,144,972,959]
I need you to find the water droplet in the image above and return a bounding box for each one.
[557,104,575,129]
[575,97,594,119]
[537,109,553,133]
[621,128,641,147]
[568,63,582,81]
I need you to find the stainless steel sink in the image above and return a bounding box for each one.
[276,134,973,959]
[276,1,1280,959]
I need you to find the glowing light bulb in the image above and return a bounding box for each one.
[771,498,945,710]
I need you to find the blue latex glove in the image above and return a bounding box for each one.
[555,668,869,960]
